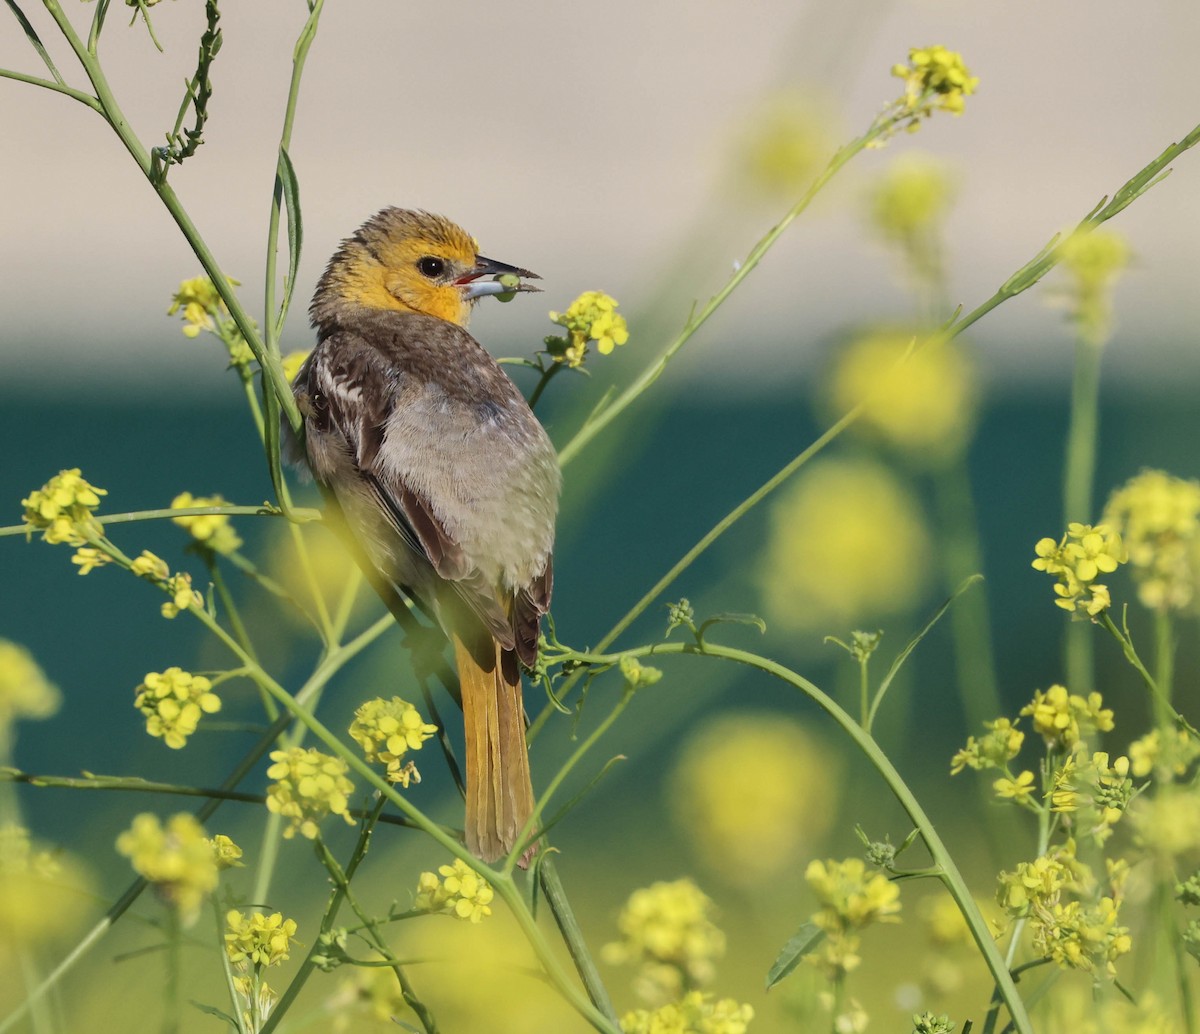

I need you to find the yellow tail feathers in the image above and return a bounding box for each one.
[453,634,535,863]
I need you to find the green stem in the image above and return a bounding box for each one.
[0,65,99,107]
[263,0,324,351]
[527,362,563,410]
[1099,612,1196,736]
[162,908,181,1034]
[539,855,620,1026]
[1155,608,1176,720]
[0,505,321,539]
[1063,338,1103,692]
[859,651,870,729]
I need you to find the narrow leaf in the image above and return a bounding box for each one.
[5,0,66,84]
[189,1000,240,1029]
[274,147,303,337]
[765,921,824,990]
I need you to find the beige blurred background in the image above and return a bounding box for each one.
[3,0,1200,393]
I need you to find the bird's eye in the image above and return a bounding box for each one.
[417,256,445,279]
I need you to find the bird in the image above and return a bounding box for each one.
[292,208,560,862]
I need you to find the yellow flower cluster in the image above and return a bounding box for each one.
[890,45,978,125]
[225,910,299,968]
[133,666,221,749]
[1131,789,1200,863]
[828,331,976,465]
[1103,469,1200,612]
[0,639,60,731]
[867,153,956,244]
[21,468,107,546]
[1128,727,1200,779]
[0,825,91,949]
[621,992,754,1034]
[736,92,835,199]
[265,746,356,839]
[602,878,726,1004]
[1020,685,1114,750]
[1050,752,1135,843]
[547,291,629,367]
[170,492,243,555]
[348,696,437,786]
[1032,523,1127,617]
[668,713,837,886]
[803,858,902,978]
[997,841,1130,978]
[950,717,1024,774]
[115,813,229,923]
[126,549,204,618]
[1057,230,1130,346]
[758,458,932,632]
[414,858,494,923]
[168,274,255,367]
[168,276,223,338]
[209,834,244,869]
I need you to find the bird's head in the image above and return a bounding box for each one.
[310,208,540,329]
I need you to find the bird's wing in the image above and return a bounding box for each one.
[304,334,516,650]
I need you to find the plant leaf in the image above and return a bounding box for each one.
[765,921,824,990]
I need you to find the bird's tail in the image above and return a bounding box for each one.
[452,632,536,863]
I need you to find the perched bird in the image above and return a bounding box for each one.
[294,208,560,862]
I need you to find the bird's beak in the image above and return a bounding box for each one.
[455,256,542,300]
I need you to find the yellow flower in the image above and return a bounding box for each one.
[265,746,356,839]
[757,458,932,633]
[1034,896,1131,978]
[1032,523,1126,618]
[1128,727,1200,779]
[829,330,976,464]
[602,879,725,1005]
[71,546,112,575]
[170,491,242,555]
[414,858,494,923]
[1131,789,1200,863]
[735,91,836,199]
[168,275,223,337]
[161,572,204,619]
[0,825,93,950]
[996,849,1073,918]
[130,549,170,581]
[806,858,901,932]
[547,291,629,366]
[993,770,1036,804]
[621,991,754,1034]
[1056,230,1130,346]
[349,696,437,786]
[134,666,221,749]
[891,45,979,123]
[0,640,60,731]
[281,349,311,383]
[208,834,244,870]
[667,713,837,886]
[21,468,107,546]
[115,813,219,924]
[1103,469,1200,612]
[1020,685,1113,750]
[225,909,299,967]
[866,154,957,277]
[950,716,1024,774]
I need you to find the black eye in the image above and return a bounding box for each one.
[417,256,445,279]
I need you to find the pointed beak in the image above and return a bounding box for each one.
[455,255,542,300]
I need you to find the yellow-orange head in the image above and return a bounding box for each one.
[310,208,538,330]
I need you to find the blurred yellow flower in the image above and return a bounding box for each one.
[1131,788,1200,863]
[865,154,957,285]
[757,458,932,633]
[1103,469,1200,613]
[828,330,976,464]
[170,491,243,555]
[0,825,93,952]
[115,812,219,924]
[326,955,409,1032]
[1056,230,1130,346]
[621,991,754,1034]
[602,878,725,1005]
[734,92,836,199]
[266,524,362,628]
[281,349,311,383]
[667,712,837,886]
[0,639,60,733]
